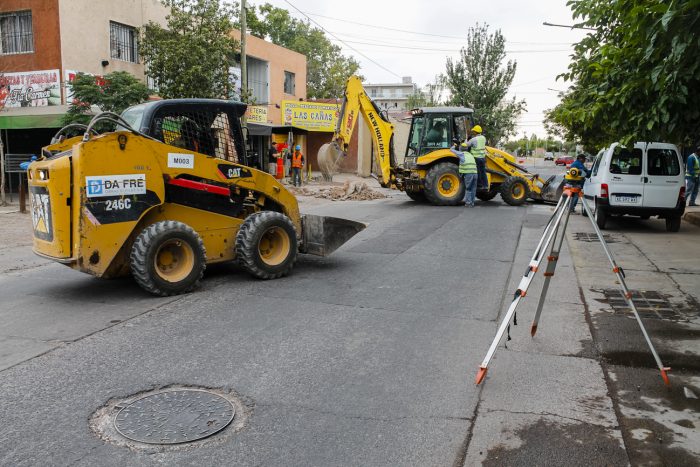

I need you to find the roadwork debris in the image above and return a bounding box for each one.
[291,180,386,201]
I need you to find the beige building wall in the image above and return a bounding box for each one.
[230,30,307,124]
[58,0,168,79]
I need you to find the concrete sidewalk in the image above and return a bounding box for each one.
[683,204,700,227]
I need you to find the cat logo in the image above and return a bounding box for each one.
[30,187,53,241]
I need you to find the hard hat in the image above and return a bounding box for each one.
[295,145,301,150]
[471,125,482,134]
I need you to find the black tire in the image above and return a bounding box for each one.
[595,200,608,230]
[405,190,427,203]
[639,215,650,220]
[130,221,206,296]
[500,176,530,206]
[423,162,465,206]
[665,215,681,232]
[235,211,298,279]
[476,187,499,201]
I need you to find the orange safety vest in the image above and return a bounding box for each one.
[292,151,303,168]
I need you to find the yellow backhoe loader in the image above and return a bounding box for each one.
[318,76,551,206]
[28,99,364,296]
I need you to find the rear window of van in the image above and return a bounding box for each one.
[647,149,680,176]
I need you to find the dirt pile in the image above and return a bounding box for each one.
[291,180,387,201]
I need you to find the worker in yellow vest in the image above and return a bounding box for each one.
[291,145,304,187]
[464,125,488,190]
[451,143,478,207]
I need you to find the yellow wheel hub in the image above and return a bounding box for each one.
[437,173,460,198]
[512,183,525,200]
[154,239,194,282]
[259,227,291,267]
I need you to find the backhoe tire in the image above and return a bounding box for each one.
[130,221,206,296]
[476,187,499,201]
[405,190,427,203]
[423,163,464,206]
[500,176,530,206]
[236,211,298,279]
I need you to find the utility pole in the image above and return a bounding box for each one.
[240,0,248,106]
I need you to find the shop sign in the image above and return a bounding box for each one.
[64,70,106,102]
[280,100,340,132]
[0,69,61,107]
[246,105,268,123]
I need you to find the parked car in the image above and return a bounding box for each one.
[583,142,685,231]
[555,156,574,166]
[544,152,554,161]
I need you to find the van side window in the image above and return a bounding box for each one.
[647,149,680,176]
[592,151,603,176]
[609,147,642,174]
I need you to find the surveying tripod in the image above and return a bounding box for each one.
[475,168,671,386]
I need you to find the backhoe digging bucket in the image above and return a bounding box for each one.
[317,142,344,181]
[300,214,366,256]
[539,174,566,203]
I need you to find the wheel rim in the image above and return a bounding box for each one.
[154,239,195,283]
[437,173,460,198]
[511,183,525,200]
[258,226,291,266]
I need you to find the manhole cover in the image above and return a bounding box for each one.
[574,232,618,243]
[114,389,235,444]
[602,289,684,321]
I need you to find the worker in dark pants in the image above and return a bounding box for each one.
[568,153,591,213]
[464,125,488,190]
[291,145,304,187]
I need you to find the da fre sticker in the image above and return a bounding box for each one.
[168,153,194,169]
[30,186,53,241]
[85,174,146,198]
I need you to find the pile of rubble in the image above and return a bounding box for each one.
[290,180,387,201]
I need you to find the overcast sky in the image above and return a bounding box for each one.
[252,0,588,141]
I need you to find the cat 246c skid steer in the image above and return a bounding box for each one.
[27,99,365,296]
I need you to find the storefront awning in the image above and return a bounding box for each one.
[247,123,309,136]
[0,105,71,129]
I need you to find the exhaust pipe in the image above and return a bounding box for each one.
[300,214,366,256]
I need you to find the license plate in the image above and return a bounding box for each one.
[614,195,639,203]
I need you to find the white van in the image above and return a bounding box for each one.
[583,142,686,232]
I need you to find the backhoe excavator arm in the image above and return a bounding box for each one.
[328,76,396,187]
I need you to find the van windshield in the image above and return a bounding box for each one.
[609,147,643,175]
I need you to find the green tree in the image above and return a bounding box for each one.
[246,3,361,98]
[545,0,700,146]
[443,24,526,145]
[140,0,239,99]
[62,71,150,126]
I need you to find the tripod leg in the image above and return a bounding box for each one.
[476,195,571,384]
[580,196,671,386]
[531,196,574,336]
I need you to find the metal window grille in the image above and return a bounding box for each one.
[284,71,295,95]
[110,21,138,63]
[157,111,239,162]
[247,57,268,104]
[0,11,34,55]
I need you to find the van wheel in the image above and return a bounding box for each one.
[595,200,608,230]
[130,221,206,296]
[665,216,681,232]
[639,215,650,220]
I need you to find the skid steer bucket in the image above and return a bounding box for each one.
[300,214,366,256]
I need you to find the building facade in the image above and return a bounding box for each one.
[363,76,418,111]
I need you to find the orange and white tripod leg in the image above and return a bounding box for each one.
[580,197,671,386]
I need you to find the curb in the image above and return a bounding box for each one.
[683,211,700,227]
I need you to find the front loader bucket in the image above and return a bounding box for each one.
[300,214,366,256]
[539,174,566,203]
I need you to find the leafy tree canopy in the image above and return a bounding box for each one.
[545,0,700,147]
[246,3,362,98]
[62,71,150,126]
[141,0,239,99]
[443,24,526,145]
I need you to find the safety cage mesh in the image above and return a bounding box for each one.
[153,110,240,163]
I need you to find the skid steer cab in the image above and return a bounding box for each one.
[28,99,365,296]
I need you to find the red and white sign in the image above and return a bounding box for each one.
[0,69,61,107]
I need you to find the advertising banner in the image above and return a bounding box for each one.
[246,105,268,123]
[64,70,105,103]
[281,100,340,132]
[1,69,61,107]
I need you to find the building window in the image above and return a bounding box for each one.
[247,56,269,104]
[284,71,295,95]
[0,11,34,55]
[110,21,138,63]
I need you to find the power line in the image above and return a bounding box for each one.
[283,0,402,79]
[337,39,570,53]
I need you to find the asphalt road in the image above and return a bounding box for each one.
[0,161,696,465]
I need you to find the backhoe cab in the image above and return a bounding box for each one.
[28,99,365,296]
[319,76,549,206]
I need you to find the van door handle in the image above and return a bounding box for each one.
[642,177,649,183]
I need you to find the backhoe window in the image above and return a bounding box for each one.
[406,116,424,157]
[453,115,469,144]
[423,116,450,151]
